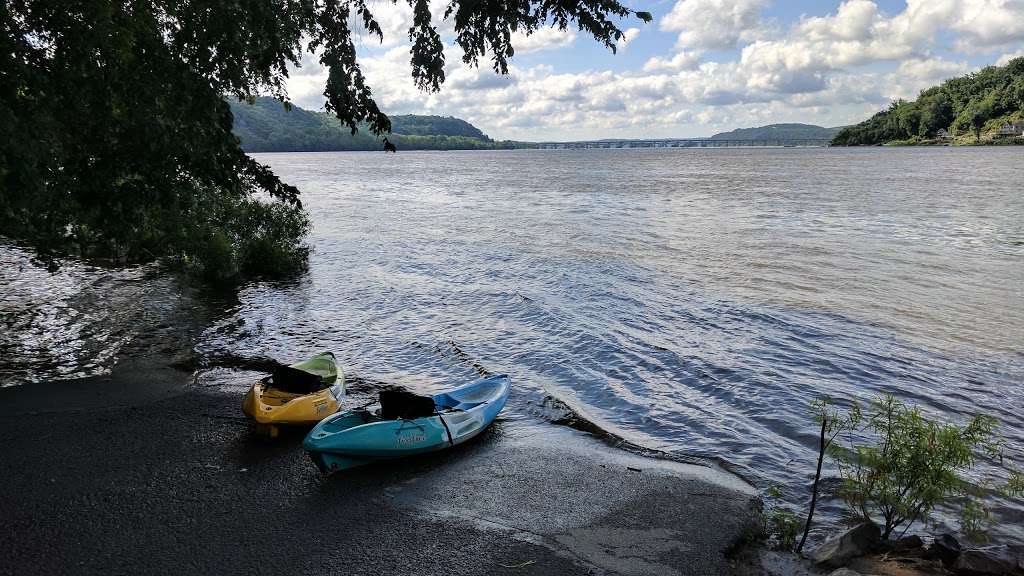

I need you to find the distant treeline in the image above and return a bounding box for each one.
[833,57,1024,145]
[231,97,533,152]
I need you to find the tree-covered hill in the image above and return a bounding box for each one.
[231,97,530,152]
[710,123,842,140]
[832,58,1024,146]
[389,116,488,139]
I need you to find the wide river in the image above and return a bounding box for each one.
[2,147,1022,542]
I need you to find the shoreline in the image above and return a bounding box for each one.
[0,357,765,576]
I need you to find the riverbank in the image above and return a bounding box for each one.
[877,137,1024,146]
[0,359,765,576]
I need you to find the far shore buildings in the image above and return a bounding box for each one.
[997,120,1024,137]
[936,128,953,141]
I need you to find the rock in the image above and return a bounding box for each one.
[849,555,946,576]
[893,535,924,552]
[954,545,1024,576]
[877,534,925,554]
[925,533,963,566]
[811,522,882,568]
[749,550,820,576]
[828,569,863,576]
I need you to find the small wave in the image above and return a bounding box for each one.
[413,339,493,377]
[199,353,285,374]
[528,392,756,483]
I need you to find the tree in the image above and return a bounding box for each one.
[796,398,858,553]
[894,101,921,139]
[967,100,992,142]
[918,92,953,138]
[0,0,650,282]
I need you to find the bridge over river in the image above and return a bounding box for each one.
[535,138,831,149]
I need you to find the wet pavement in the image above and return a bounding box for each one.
[0,362,762,576]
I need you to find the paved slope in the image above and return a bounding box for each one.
[0,371,761,576]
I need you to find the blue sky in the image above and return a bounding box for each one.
[285,0,1024,140]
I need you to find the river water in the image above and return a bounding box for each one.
[2,147,1022,542]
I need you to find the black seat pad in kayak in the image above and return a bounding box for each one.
[269,365,328,394]
[380,388,436,420]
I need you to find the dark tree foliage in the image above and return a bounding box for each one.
[832,57,1024,146]
[0,0,650,283]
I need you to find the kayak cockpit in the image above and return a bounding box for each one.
[433,375,507,409]
[317,409,380,434]
[432,393,483,412]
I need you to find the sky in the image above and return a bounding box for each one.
[284,0,1024,140]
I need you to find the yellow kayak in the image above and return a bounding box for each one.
[242,352,343,437]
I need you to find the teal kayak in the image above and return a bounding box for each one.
[303,374,510,474]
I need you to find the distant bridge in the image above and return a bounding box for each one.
[535,138,831,149]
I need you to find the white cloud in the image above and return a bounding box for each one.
[360,46,432,113]
[285,51,329,110]
[942,0,1024,51]
[511,27,577,54]
[735,2,923,86]
[358,3,414,47]
[620,27,642,49]
[351,1,457,48]
[798,0,880,42]
[447,67,517,91]
[897,57,971,83]
[785,0,1024,60]
[699,0,1017,102]
[879,57,971,101]
[997,48,1024,65]
[643,51,701,72]
[660,0,770,50]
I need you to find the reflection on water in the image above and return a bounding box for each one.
[1,249,144,384]
[2,147,1022,542]
[0,246,214,386]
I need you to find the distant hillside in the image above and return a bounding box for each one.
[231,97,529,152]
[833,58,1024,146]
[389,116,488,139]
[710,123,841,141]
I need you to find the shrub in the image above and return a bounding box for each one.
[763,486,803,551]
[829,395,1002,540]
[167,186,310,285]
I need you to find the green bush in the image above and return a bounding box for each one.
[829,395,1003,540]
[167,187,310,285]
[884,136,926,146]
[763,486,803,551]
